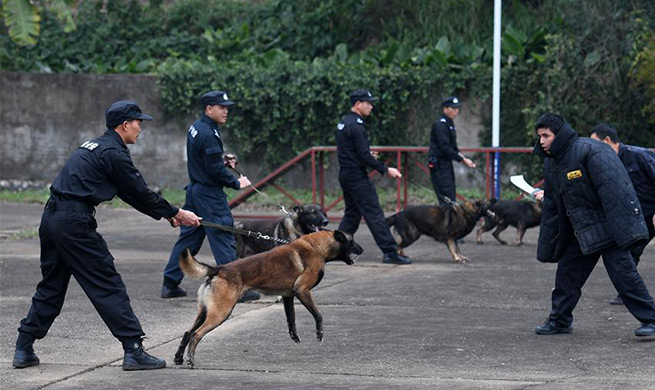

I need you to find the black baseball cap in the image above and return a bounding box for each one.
[201,90,235,107]
[105,101,153,129]
[441,96,462,108]
[350,89,378,105]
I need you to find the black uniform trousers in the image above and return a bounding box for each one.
[631,214,654,266]
[550,237,655,327]
[429,159,456,205]
[338,168,397,254]
[18,199,144,341]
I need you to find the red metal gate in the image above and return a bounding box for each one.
[230,146,536,220]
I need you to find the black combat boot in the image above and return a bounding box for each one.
[237,291,261,303]
[13,332,39,369]
[382,252,412,265]
[534,318,573,335]
[161,277,187,298]
[634,323,655,337]
[122,338,166,371]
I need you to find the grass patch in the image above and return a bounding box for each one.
[0,229,39,241]
[0,189,50,203]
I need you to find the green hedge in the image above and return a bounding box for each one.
[158,57,488,167]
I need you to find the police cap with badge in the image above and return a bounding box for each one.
[350,89,379,106]
[105,101,154,129]
[201,90,235,107]
[442,96,462,108]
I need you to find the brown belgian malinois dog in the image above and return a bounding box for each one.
[174,230,364,368]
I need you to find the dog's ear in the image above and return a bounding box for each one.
[292,205,303,213]
[334,230,348,243]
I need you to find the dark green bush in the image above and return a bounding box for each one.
[158,56,487,167]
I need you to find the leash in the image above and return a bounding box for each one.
[404,176,460,205]
[199,220,291,244]
[227,163,289,216]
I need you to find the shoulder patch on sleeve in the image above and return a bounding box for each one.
[80,141,99,151]
[357,118,363,124]
[337,123,345,130]
[440,118,447,123]
[188,125,198,138]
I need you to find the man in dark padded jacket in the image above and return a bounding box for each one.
[13,101,201,371]
[533,113,655,337]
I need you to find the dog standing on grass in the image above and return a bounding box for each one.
[476,199,542,246]
[386,199,494,263]
[174,230,364,368]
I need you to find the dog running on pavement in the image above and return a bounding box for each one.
[234,204,329,258]
[386,199,494,263]
[476,199,542,246]
[174,230,364,368]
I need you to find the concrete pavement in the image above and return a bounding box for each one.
[1,201,653,389]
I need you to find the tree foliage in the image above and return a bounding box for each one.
[2,0,655,172]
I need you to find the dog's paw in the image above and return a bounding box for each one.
[186,358,195,369]
[174,356,183,365]
[517,242,526,247]
[500,241,508,246]
[316,331,323,342]
[476,241,483,245]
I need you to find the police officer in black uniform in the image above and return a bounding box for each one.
[590,123,655,305]
[162,90,259,301]
[13,101,201,370]
[533,113,655,337]
[336,89,411,265]
[427,97,476,205]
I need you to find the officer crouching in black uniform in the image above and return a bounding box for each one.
[12,101,201,370]
[427,96,476,205]
[533,113,655,337]
[336,89,411,265]
[590,123,655,305]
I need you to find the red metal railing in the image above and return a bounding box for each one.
[230,146,537,219]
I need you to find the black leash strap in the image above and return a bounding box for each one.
[228,166,289,216]
[200,220,290,244]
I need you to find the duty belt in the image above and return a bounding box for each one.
[47,198,95,214]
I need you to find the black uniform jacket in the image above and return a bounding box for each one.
[619,143,655,217]
[534,123,648,262]
[186,114,240,190]
[336,111,387,174]
[51,129,178,220]
[427,114,463,164]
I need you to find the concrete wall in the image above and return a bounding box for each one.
[0,71,485,189]
[0,71,192,188]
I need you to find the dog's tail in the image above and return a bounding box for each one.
[179,248,213,279]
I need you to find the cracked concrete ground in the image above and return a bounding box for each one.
[1,201,654,390]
